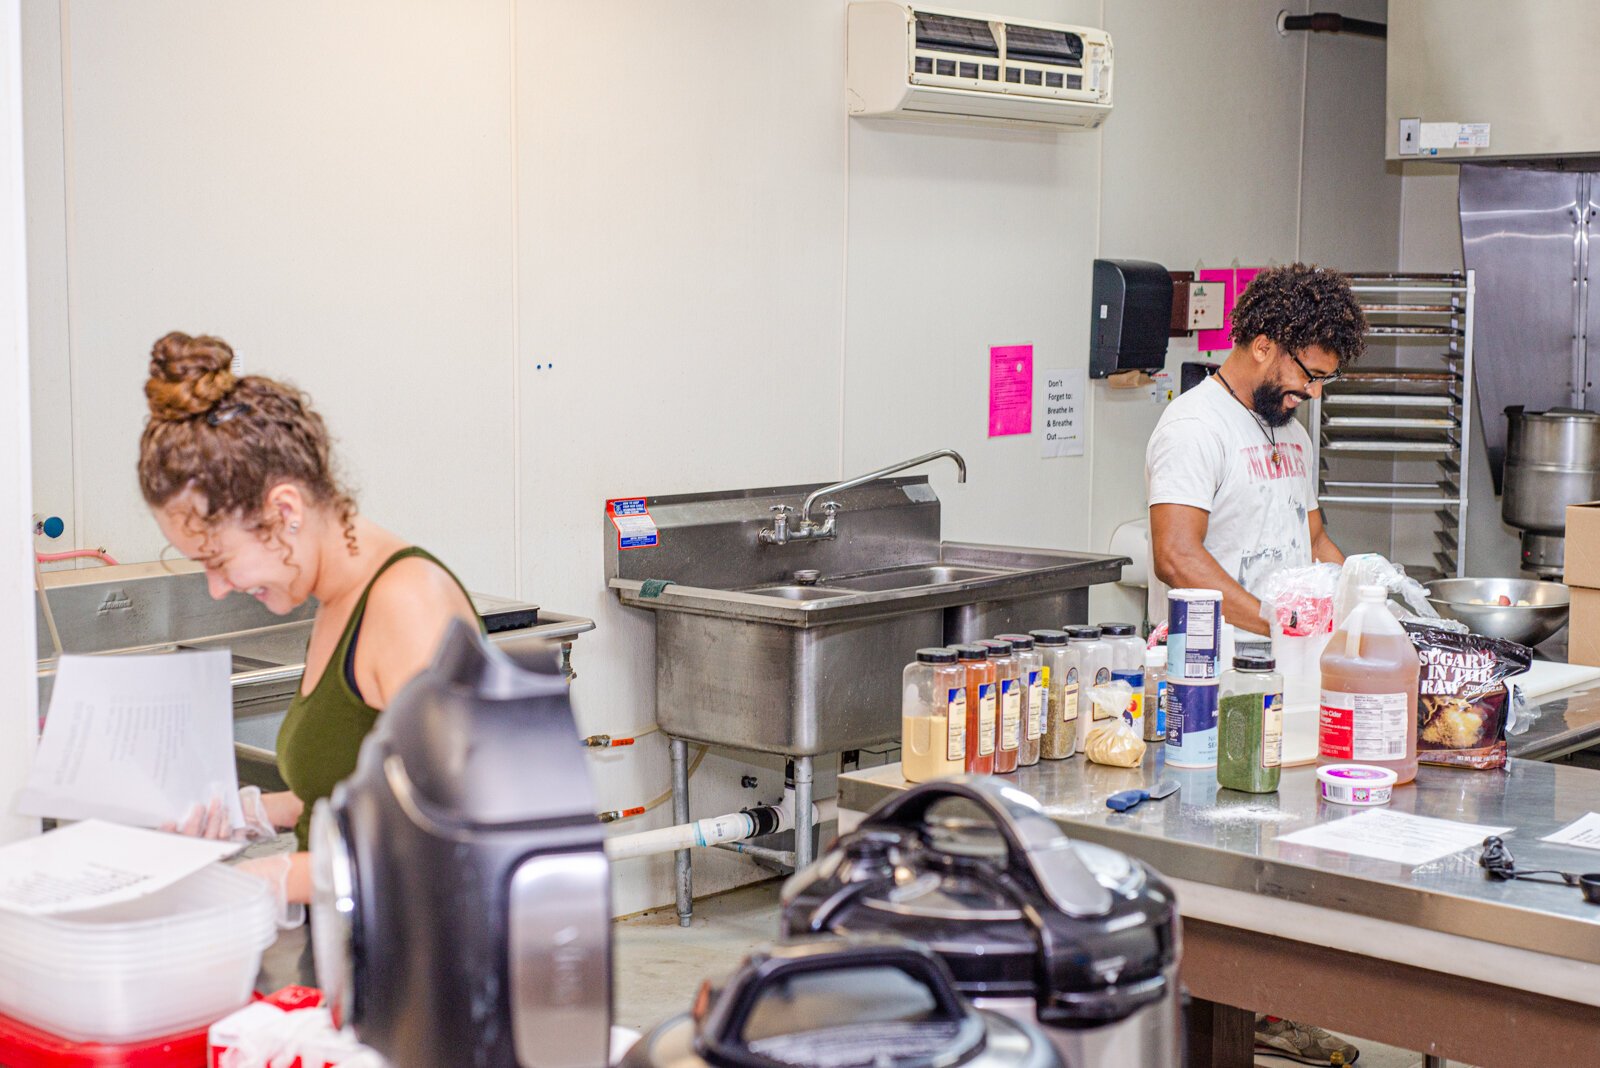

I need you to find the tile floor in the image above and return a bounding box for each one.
[613,880,1476,1068]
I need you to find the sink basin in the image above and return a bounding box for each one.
[826,564,1013,592]
[740,584,855,601]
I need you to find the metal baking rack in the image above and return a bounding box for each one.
[1309,271,1475,579]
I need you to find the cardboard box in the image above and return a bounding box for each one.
[1564,502,1600,589]
[1570,587,1600,668]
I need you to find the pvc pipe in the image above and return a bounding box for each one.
[608,804,784,862]
[36,548,118,566]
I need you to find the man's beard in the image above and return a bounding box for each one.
[1251,380,1309,429]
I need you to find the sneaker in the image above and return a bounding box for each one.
[1253,1015,1361,1065]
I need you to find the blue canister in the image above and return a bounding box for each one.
[1167,588,1222,682]
[1165,679,1220,768]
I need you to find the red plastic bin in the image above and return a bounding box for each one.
[0,1010,207,1068]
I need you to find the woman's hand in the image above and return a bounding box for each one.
[164,794,232,839]
[260,790,304,833]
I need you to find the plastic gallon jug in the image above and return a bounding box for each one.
[1318,585,1420,784]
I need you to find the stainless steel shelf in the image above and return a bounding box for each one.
[1324,414,1458,430]
[1322,393,1458,408]
[1321,439,1458,454]
[1366,325,1464,337]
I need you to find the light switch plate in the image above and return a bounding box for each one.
[1399,117,1420,156]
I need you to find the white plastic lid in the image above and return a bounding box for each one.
[1146,647,1165,667]
[1359,584,1387,601]
[1316,763,1398,787]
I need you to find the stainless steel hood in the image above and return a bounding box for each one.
[1387,0,1600,162]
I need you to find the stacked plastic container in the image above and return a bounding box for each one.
[0,864,275,1043]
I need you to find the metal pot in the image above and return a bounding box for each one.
[1502,407,1600,574]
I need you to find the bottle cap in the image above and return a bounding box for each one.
[1099,622,1137,637]
[1029,629,1069,646]
[1232,652,1276,671]
[995,633,1034,651]
[978,638,1014,657]
[1065,625,1102,641]
[952,644,988,661]
[915,647,958,664]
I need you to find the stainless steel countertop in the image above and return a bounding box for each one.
[839,754,1600,966]
[1510,673,1600,762]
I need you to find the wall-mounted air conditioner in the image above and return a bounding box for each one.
[847,2,1113,130]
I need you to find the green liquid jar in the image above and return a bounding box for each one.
[1217,652,1284,793]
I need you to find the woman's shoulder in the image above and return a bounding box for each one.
[363,550,474,623]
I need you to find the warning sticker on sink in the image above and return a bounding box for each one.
[608,498,659,550]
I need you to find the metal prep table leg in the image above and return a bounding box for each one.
[793,754,815,870]
[1422,1056,1446,1068]
[671,736,692,927]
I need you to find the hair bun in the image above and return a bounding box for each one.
[145,331,239,422]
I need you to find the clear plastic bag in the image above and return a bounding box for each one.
[1334,553,1458,631]
[1085,682,1145,767]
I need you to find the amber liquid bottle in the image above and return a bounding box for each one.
[955,644,995,774]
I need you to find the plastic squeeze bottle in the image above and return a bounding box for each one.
[1317,585,1421,784]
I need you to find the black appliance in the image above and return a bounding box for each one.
[781,777,1182,1068]
[621,937,1063,1068]
[309,620,611,1068]
[1089,259,1173,379]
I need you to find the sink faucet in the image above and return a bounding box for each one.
[759,449,967,545]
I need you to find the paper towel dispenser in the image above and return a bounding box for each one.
[1090,259,1172,378]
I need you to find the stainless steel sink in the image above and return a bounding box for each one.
[826,563,1013,592]
[607,475,1126,755]
[740,584,856,601]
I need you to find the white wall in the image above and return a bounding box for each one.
[2,0,40,845]
[17,0,1413,908]
[25,0,519,595]
[842,0,1103,556]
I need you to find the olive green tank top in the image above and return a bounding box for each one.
[277,547,477,850]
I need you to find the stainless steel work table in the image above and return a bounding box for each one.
[838,755,1600,1068]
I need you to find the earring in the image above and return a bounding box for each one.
[288,522,300,534]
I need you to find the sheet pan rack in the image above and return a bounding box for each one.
[1309,270,1475,578]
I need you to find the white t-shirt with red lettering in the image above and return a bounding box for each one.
[1145,376,1318,598]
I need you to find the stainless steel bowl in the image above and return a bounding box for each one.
[1424,577,1570,647]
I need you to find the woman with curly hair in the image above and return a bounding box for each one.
[1146,263,1366,638]
[140,331,477,904]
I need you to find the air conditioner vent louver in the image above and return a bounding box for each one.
[848,2,1113,130]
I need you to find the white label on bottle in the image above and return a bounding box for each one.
[978,684,996,756]
[946,688,967,762]
[1320,690,1409,762]
[1027,671,1044,739]
[1001,680,1021,750]
[1063,668,1079,722]
[1092,666,1113,719]
[1262,693,1283,769]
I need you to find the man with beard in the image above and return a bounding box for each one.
[1147,263,1365,640]
[1146,264,1365,1065]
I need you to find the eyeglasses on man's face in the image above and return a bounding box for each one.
[1285,348,1342,386]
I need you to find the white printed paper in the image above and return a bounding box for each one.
[1419,122,1459,150]
[0,819,238,915]
[1456,122,1490,148]
[15,651,244,830]
[1542,812,1600,851]
[1041,368,1086,458]
[1277,809,1511,866]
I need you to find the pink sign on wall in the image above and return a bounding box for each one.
[988,344,1033,437]
[1196,266,1264,352]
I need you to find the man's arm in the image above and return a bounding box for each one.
[1149,503,1269,635]
[1309,507,1344,565]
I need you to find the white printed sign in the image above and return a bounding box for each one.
[1041,368,1085,458]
